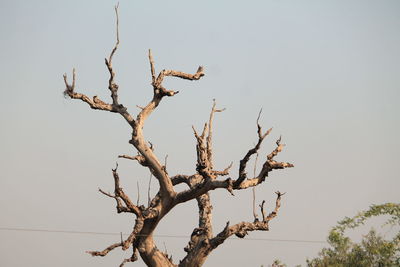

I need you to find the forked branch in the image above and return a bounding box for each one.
[174,114,292,205]
[235,109,272,187]
[209,191,284,250]
[99,164,141,216]
[87,217,144,257]
[63,70,114,112]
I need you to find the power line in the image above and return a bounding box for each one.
[0,227,326,244]
[0,227,117,236]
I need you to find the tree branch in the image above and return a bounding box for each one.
[155,66,205,87]
[175,134,293,204]
[209,191,284,250]
[234,109,272,188]
[191,101,225,180]
[175,139,292,203]
[212,162,233,177]
[259,200,266,221]
[234,134,293,189]
[136,50,205,130]
[148,49,156,84]
[87,242,122,257]
[105,3,121,107]
[63,4,135,128]
[99,164,142,216]
[174,178,234,205]
[206,100,225,169]
[118,154,148,166]
[63,70,113,112]
[120,249,139,267]
[98,188,131,213]
[129,51,205,201]
[170,174,191,186]
[87,217,144,257]
[112,167,142,216]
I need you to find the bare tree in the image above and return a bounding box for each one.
[63,6,293,267]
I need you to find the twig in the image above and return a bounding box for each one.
[252,153,259,221]
[136,181,140,206]
[164,154,168,173]
[148,173,152,206]
[148,49,156,84]
[105,3,121,106]
[259,200,266,221]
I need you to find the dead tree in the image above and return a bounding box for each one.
[63,5,293,267]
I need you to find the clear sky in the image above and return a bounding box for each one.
[0,0,399,266]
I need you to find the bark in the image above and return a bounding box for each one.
[63,5,293,267]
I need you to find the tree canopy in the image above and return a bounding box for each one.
[307,203,400,267]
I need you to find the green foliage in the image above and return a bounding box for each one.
[270,259,287,267]
[307,203,400,267]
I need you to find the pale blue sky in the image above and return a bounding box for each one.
[0,1,399,266]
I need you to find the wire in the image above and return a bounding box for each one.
[0,227,117,236]
[0,227,326,244]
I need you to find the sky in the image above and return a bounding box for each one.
[0,0,399,266]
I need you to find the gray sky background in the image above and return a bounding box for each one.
[0,0,399,266]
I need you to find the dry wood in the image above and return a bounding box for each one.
[63,5,293,267]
